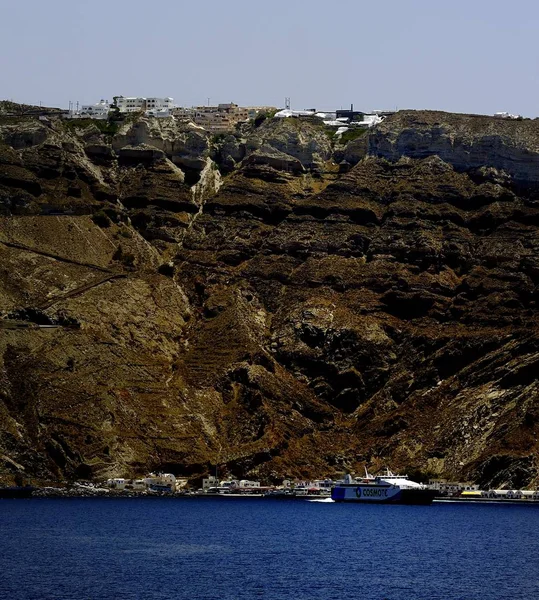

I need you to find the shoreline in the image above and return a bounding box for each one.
[433,496,539,506]
[3,487,539,505]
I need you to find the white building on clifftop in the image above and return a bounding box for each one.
[79,99,110,119]
[115,96,174,114]
[116,96,145,113]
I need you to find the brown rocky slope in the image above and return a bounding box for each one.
[0,109,538,488]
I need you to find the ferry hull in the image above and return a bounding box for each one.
[331,485,436,505]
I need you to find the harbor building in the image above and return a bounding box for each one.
[143,472,176,492]
[106,478,127,490]
[105,473,176,492]
[427,479,479,496]
[481,488,539,499]
[202,475,219,490]
[238,479,260,488]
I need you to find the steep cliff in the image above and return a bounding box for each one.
[1,110,538,488]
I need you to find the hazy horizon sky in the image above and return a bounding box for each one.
[2,0,538,116]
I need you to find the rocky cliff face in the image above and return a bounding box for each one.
[370,110,539,190]
[1,110,538,488]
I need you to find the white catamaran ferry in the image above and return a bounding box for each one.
[331,469,436,505]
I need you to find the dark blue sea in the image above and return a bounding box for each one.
[1,498,539,599]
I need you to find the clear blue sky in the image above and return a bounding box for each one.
[1,0,538,116]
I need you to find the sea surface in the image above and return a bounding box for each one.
[1,497,539,599]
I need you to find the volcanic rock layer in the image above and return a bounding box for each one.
[0,109,538,488]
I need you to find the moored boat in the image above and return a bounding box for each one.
[331,470,436,505]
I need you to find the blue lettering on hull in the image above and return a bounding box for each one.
[331,486,402,503]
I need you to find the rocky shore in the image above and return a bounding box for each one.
[32,485,179,498]
[1,107,538,489]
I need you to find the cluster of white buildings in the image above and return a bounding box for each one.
[106,472,178,492]
[273,106,390,134]
[116,96,174,117]
[78,99,111,119]
[174,103,275,133]
[427,479,480,495]
[75,96,176,120]
[103,471,539,499]
[201,475,261,492]
[74,97,274,130]
[474,489,539,499]
[200,475,336,495]
[427,478,539,499]
[73,96,391,135]
[494,111,522,120]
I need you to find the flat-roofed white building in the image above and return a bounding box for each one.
[428,479,479,495]
[106,478,127,490]
[80,99,110,119]
[494,111,521,119]
[202,475,219,490]
[115,96,174,114]
[116,96,146,113]
[146,97,174,111]
[144,472,176,491]
[238,480,260,488]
